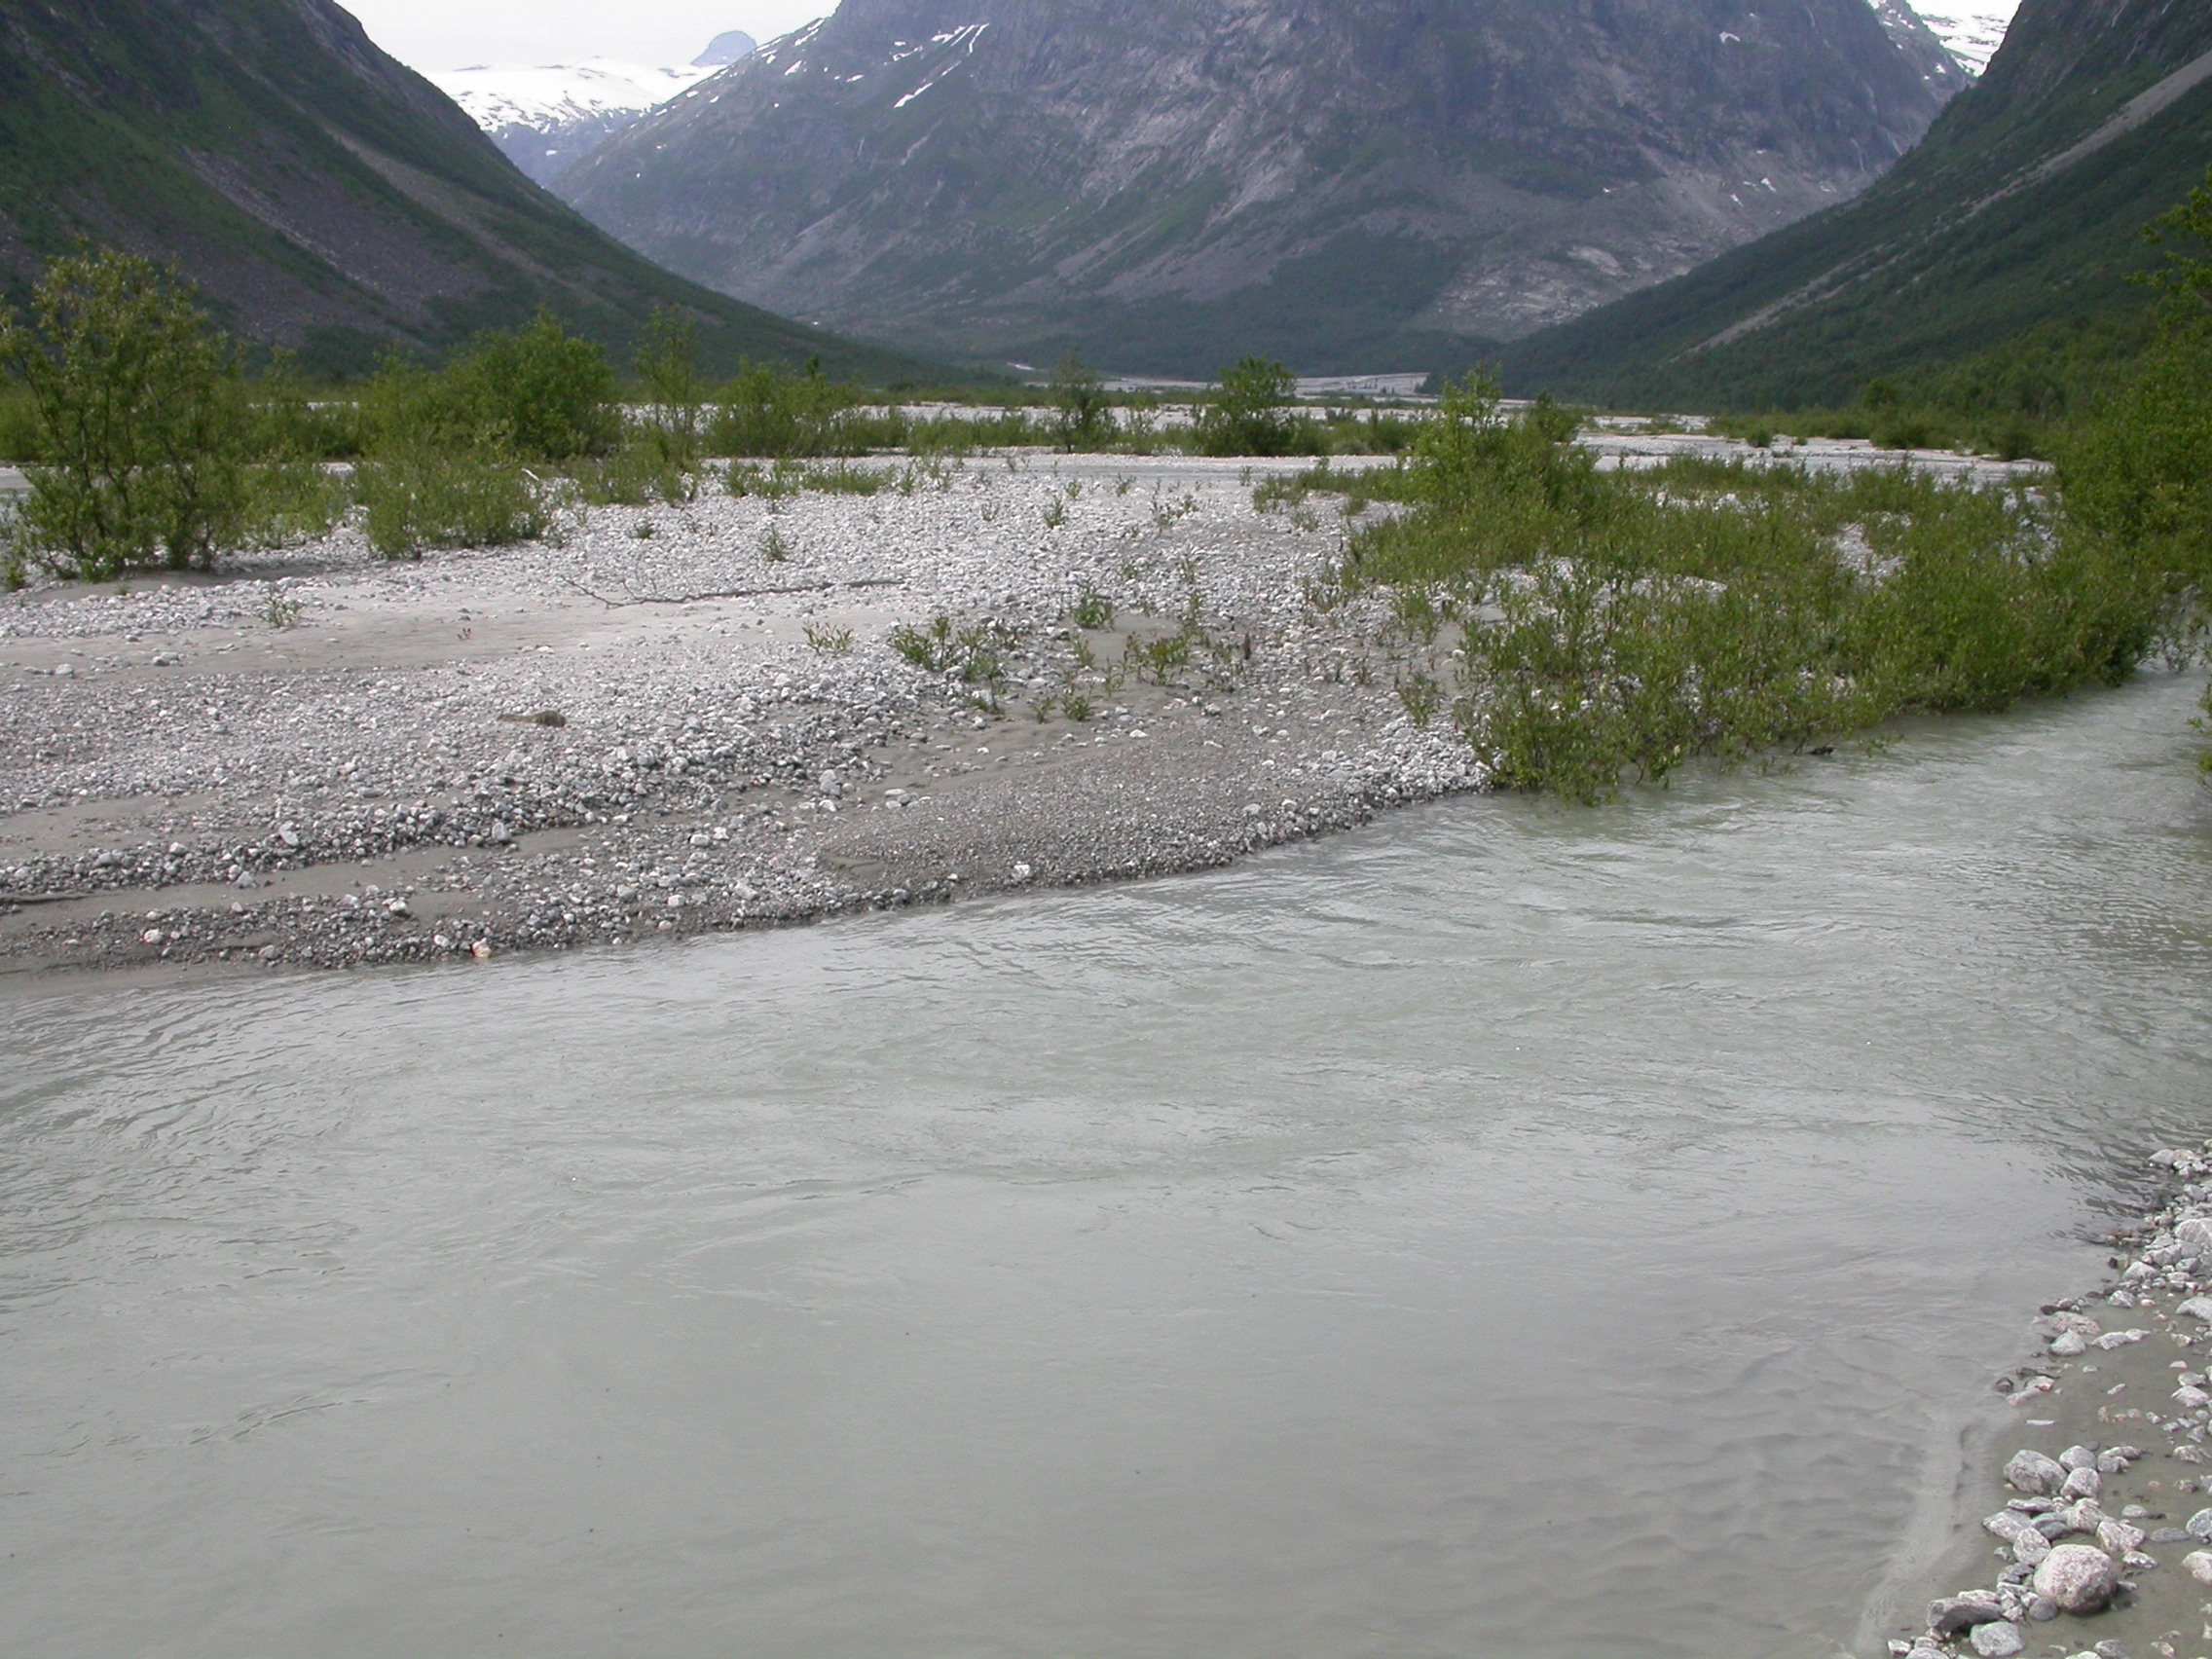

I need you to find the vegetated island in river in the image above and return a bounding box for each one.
[1887,1144,2212,1659]
[0,422,2126,978]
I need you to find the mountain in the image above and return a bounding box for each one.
[695,30,758,67]
[0,1,926,381]
[431,34,757,187]
[554,0,1970,377]
[1497,0,2212,408]
[432,61,718,186]
[1911,1,2020,73]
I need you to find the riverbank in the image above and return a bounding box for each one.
[1887,1145,2212,1659]
[0,454,1484,977]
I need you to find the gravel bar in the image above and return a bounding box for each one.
[0,453,1480,977]
[1885,1145,2212,1659]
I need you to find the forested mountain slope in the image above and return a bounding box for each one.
[1497,0,2212,407]
[0,0,931,379]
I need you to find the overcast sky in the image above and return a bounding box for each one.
[340,0,830,71]
[340,0,2027,77]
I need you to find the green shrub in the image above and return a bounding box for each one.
[903,407,1049,454]
[1068,586,1114,629]
[706,359,866,458]
[0,248,252,578]
[1195,356,1320,457]
[887,613,1012,684]
[1872,415,1937,452]
[1051,353,1113,451]
[363,311,619,461]
[803,459,892,495]
[355,448,548,560]
[634,309,705,471]
[2059,164,2212,649]
[726,459,803,503]
[2062,320,2212,576]
[1310,370,2171,801]
[0,385,38,461]
[571,437,697,507]
[725,457,891,499]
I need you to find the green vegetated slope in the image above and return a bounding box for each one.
[1499,0,2212,408]
[0,0,938,380]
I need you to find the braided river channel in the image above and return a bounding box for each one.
[6,673,2212,1658]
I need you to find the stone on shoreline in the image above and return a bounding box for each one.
[2030,1543,2117,1613]
[2183,1549,2212,1585]
[1969,1620,2023,1657]
[2006,1449,2068,1495]
[1931,1593,2004,1636]
[1984,1509,2038,1544]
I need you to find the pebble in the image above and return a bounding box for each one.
[1969,1621,2023,1658]
[2186,1550,2212,1585]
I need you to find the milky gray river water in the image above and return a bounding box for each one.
[6,675,2212,1659]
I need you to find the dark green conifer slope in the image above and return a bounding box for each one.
[1498,0,2212,408]
[0,0,938,379]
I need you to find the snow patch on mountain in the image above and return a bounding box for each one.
[432,35,757,185]
[435,60,714,136]
[1903,0,2019,74]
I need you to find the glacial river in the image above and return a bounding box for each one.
[5,674,2210,1658]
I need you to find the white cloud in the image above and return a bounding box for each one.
[341,0,830,73]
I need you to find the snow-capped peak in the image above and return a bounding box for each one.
[431,59,718,133]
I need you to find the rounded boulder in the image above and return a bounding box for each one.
[2004,1449,2067,1495]
[2030,1543,2117,1613]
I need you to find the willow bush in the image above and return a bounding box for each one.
[0,249,353,581]
[1321,376,2174,800]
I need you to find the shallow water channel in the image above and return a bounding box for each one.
[6,676,2212,1658]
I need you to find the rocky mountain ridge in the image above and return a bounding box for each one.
[558,0,1971,373]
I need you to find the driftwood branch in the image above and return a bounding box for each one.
[558,573,904,607]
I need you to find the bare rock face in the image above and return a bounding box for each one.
[2030,1543,2118,1614]
[558,0,1968,373]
